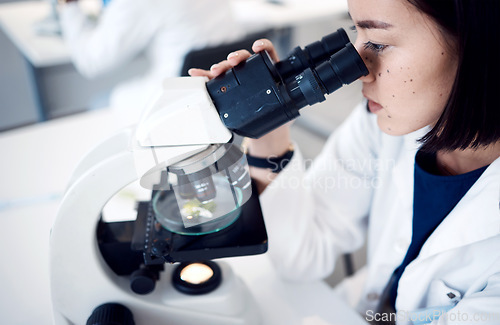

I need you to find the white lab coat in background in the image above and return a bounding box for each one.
[59,0,245,126]
[261,102,500,324]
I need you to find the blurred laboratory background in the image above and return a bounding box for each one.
[0,0,365,287]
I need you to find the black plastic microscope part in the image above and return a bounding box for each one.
[97,181,267,294]
[97,220,164,294]
[130,266,162,295]
[171,261,222,295]
[87,303,135,325]
[274,28,350,82]
[206,28,368,139]
[138,179,268,264]
[97,221,144,276]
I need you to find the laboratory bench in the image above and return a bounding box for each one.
[0,107,367,324]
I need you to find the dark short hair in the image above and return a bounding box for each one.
[408,0,500,152]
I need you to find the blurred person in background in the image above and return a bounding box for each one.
[58,0,245,125]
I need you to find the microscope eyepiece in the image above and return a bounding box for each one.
[274,28,350,82]
[317,43,369,91]
[206,28,368,138]
[289,43,369,107]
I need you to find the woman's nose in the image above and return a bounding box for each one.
[353,40,375,83]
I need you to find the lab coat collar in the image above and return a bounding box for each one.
[391,127,500,260]
[418,156,500,259]
[391,127,428,213]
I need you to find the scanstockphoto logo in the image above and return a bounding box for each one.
[267,156,396,174]
[267,172,382,191]
[365,309,500,324]
[266,157,396,191]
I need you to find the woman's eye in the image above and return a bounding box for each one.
[363,41,388,53]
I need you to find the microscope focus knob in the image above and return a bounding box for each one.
[151,239,169,257]
[86,303,135,325]
[130,268,157,295]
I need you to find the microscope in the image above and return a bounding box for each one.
[49,28,367,325]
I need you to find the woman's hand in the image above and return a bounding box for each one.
[189,38,293,193]
[188,38,280,79]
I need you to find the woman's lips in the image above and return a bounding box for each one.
[367,99,383,114]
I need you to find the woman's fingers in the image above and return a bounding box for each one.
[188,49,252,80]
[210,50,251,77]
[252,39,279,62]
[226,49,252,66]
[187,39,279,79]
[187,68,212,78]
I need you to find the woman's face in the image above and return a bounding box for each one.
[348,0,458,135]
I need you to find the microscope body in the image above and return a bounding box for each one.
[50,77,264,324]
[50,127,261,325]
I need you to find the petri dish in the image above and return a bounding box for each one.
[152,176,243,236]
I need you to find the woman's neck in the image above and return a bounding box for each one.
[436,142,500,176]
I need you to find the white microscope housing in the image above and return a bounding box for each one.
[49,77,265,325]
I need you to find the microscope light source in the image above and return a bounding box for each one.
[172,261,222,295]
[180,262,215,284]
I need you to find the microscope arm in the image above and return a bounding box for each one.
[66,128,135,190]
[50,128,142,324]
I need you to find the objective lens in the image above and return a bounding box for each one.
[174,169,217,202]
[176,175,196,199]
[191,177,217,202]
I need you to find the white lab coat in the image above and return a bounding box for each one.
[260,102,500,324]
[59,0,245,125]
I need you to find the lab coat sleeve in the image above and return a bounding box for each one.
[431,270,500,324]
[59,0,160,78]
[260,102,381,281]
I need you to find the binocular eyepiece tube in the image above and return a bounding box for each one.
[274,28,351,82]
[206,28,368,139]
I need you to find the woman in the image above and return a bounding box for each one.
[191,0,500,323]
